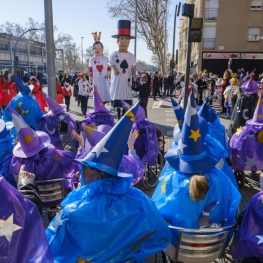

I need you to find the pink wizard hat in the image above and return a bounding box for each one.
[247,92,263,126]
[42,91,64,115]
[120,100,145,123]
[89,86,110,113]
[241,78,259,94]
[10,106,50,158]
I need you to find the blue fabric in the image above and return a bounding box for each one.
[46,176,171,262]
[152,165,241,246]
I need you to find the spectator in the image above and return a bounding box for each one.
[78,73,92,118]
[152,72,161,101]
[61,73,72,112]
[167,73,174,97]
[162,75,169,98]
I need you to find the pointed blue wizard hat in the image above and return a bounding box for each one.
[75,101,140,178]
[165,91,217,174]
[12,74,31,95]
[197,98,217,123]
[171,98,185,142]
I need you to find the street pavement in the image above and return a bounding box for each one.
[43,88,260,262]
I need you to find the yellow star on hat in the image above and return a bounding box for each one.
[83,124,96,135]
[177,119,183,126]
[124,110,135,122]
[55,154,62,163]
[257,114,263,119]
[189,129,201,142]
[236,126,243,136]
[23,134,33,145]
[161,180,167,194]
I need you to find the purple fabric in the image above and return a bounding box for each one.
[38,113,77,150]
[229,124,263,171]
[232,191,263,259]
[5,145,76,190]
[84,111,114,127]
[132,120,158,166]
[75,148,145,185]
[0,175,53,263]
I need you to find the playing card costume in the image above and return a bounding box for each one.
[0,175,53,263]
[228,78,259,138]
[152,92,240,246]
[30,77,47,112]
[4,74,43,131]
[46,101,171,262]
[229,92,263,171]
[109,20,136,109]
[38,91,77,150]
[4,106,76,191]
[89,32,111,103]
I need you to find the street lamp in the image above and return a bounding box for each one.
[13,28,44,75]
[81,37,84,71]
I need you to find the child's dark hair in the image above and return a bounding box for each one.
[93,41,104,49]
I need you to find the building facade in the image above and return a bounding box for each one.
[178,0,263,76]
[0,33,63,75]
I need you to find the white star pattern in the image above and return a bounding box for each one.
[177,139,187,154]
[92,141,109,158]
[173,105,181,111]
[185,104,196,127]
[0,214,22,242]
[245,157,256,168]
[59,115,65,121]
[52,211,63,232]
[256,235,263,244]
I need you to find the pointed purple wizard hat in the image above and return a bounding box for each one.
[241,78,259,94]
[165,91,217,174]
[42,91,64,115]
[246,91,263,126]
[10,106,50,158]
[75,101,140,180]
[121,100,145,123]
[89,86,110,114]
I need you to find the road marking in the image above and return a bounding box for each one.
[166,110,173,112]
[166,114,174,117]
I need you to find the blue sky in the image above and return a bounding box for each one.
[0,0,182,64]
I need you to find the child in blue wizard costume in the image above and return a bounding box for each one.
[46,101,171,263]
[121,100,158,166]
[4,74,43,130]
[152,92,241,247]
[38,91,77,150]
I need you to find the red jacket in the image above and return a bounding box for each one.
[62,87,72,97]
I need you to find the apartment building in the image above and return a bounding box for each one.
[0,33,63,75]
[178,0,263,76]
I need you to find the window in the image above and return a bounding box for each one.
[0,41,9,51]
[29,46,42,56]
[250,0,263,10]
[247,27,261,41]
[12,43,27,54]
[205,0,218,19]
[203,23,217,49]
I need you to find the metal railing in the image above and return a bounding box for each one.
[203,38,216,49]
[205,8,218,19]
[247,34,260,41]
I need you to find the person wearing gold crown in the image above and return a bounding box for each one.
[89,32,111,104]
[109,20,136,120]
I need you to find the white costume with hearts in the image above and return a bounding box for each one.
[89,56,111,102]
[109,51,136,107]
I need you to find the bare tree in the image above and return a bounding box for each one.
[63,43,81,72]
[107,0,168,74]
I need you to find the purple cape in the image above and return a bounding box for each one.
[132,120,158,166]
[5,145,76,190]
[38,113,77,150]
[229,124,263,171]
[0,175,53,262]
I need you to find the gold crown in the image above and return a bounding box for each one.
[92,32,101,42]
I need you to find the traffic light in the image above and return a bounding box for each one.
[189,18,203,42]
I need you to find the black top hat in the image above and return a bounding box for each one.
[112,20,135,39]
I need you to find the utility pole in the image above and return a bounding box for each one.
[163,0,168,75]
[134,0,138,74]
[81,37,84,71]
[44,0,56,100]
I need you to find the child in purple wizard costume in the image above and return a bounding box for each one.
[229,91,263,172]
[46,101,171,263]
[4,106,77,192]
[38,91,77,150]
[121,100,158,166]
[109,20,136,120]
[152,92,240,249]
[0,119,14,182]
[171,97,237,188]
[81,86,114,131]
[228,73,259,138]
[0,173,53,263]
[4,73,43,131]
[72,123,145,186]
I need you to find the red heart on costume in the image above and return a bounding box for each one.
[96,65,103,72]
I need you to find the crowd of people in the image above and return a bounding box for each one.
[1,18,263,263]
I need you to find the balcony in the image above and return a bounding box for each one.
[205,8,218,20]
[247,34,260,41]
[203,38,216,49]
